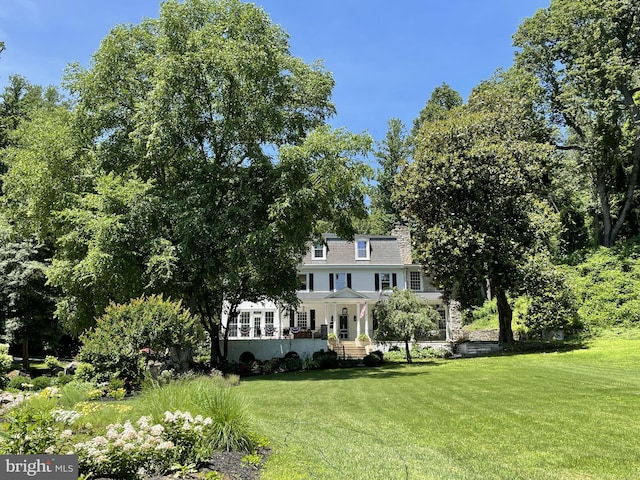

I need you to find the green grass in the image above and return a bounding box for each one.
[240,337,640,479]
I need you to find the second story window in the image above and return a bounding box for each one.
[298,274,307,290]
[313,244,326,259]
[355,239,369,260]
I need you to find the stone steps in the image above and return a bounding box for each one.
[456,341,502,357]
[329,341,367,359]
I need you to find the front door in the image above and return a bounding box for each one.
[339,314,349,339]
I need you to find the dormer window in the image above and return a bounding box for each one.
[313,243,326,260]
[355,239,369,260]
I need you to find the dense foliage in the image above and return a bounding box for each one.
[78,296,199,385]
[565,239,640,329]
[373,289,440,363]
[514,0,640,247]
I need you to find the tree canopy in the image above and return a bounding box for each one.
[514,0,640,247]
[1,0,372,364]
[397,71,558,343]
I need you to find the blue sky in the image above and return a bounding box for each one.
[0,0,549,144]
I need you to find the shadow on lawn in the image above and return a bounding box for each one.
[490,339,590,357]
[243,360,444,382]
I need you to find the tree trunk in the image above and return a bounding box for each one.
[495,289,514,344]
[22,336,29,372]
[404,338,412,363]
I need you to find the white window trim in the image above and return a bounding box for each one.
[355,239,370,260]
[312,244,326,260]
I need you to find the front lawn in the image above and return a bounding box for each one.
[242,337,640,480]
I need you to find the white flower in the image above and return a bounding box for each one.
[92,436,108,446]
[150,424,164,436]
[163,411,175,423]
[203,417,213,426]
[194,414,203,423]
[61,429,74,439]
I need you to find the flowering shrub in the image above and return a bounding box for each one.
[162,410,215,464]
[73,410,228,479]
[0,401,77,455]
[74,417,175,479]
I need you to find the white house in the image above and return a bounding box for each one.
[222,227,457,348]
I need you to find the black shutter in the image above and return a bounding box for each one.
[347,273,352,289]
[329,273,334,291]
[392,273,397,288]
[309,273,314,292]
[289,309,294,328]
[375,273,380,291]
[310,310,316,330]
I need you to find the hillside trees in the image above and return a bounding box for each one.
[397,71,560,344]
[2,0,371,364]
[514,0,640,247]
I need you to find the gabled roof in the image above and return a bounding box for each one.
[326,287,369,299]
[302,234,405,266]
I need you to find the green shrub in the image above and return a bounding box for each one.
[78,295,199,386]
[8,375,32,390]
[282,357,303,372]
[44,355,62,370]
[363,354,383,367]
[312,350,339,369]
[54,373,74,386]
[74,362,95,382]
[31,376,52,390]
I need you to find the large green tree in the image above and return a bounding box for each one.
[0,235,59,371]
[397,72,558,344]
[369,118,410,234]
[411,82,463,140]
[514,0,640,247]
[5,0,371,364]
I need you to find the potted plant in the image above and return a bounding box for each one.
[356,333,371,347]
[327,332,338,347]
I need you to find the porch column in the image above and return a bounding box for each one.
[333,303,338,336]
[356,302,362,337]
[365,306,370,337]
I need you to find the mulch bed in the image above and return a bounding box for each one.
[96,448,270,480]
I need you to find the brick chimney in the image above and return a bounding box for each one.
[391,225,412,265]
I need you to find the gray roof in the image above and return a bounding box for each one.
[302,234,404,266]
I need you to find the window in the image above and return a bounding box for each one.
[410,271,422,291]
[265,312,275,336]
[298,274,307,290]
[355,239,369,260]
[297,311,308,330]
[380,273,391,290]
[228,315,238,337]
[313,244,326,259]
[335,273,347,290]
[240,312,251,337]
